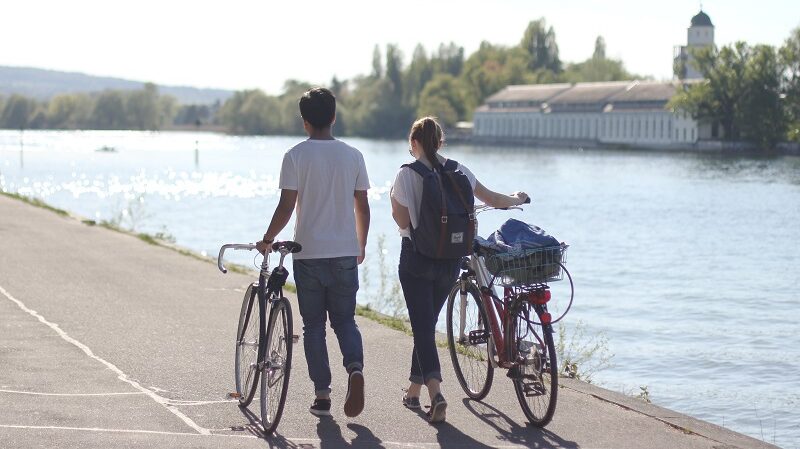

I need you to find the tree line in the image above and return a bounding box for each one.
[0,19,636,138]
[671,27,800,147]
[218,19,637,138]
[4,19,797,147]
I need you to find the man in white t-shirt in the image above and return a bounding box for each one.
[257,87,370,418]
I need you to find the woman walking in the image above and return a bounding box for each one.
[390,117,528,422]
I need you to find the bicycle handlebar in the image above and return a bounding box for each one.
[217,243,257,273]
[475,196,531,215]
[217,241,302,274]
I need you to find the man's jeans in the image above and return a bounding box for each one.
[293,256,364,396]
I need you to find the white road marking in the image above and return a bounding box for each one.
[0,284,211,435]
[0,425,529,448]
[0,424,257,439]
[0,389,145,397]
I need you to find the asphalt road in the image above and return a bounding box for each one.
[0,195,779,449]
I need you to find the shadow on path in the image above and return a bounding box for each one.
[315,418,382,448]
[462,398,580,448]
[235,406,302,448]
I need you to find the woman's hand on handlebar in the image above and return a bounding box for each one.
[511,191,530,206]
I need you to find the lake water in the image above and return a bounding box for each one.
[1,130,798,448]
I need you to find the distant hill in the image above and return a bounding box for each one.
[0,66,234,105]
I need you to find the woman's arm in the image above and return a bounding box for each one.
[474,181,528,209]
[391,194,411,229]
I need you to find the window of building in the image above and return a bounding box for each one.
[683,128,687,141]
[691,128,695,141]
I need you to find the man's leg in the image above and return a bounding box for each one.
[327,256,363,372]
[293,259,332,399]
[327,256,364,417]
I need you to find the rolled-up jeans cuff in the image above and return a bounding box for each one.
[409,374,424,385]
[424,371,443,384]
[346,362,363,373]
[315,387,331,397]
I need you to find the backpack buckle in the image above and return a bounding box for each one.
[441,216,448,223]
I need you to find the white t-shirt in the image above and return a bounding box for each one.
[390,157,477,238]
[279,138,370,259]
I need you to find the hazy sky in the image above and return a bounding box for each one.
[2,0,798,95]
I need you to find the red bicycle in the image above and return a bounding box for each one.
[446,203,573,427]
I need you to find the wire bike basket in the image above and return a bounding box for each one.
[484,243,569,287]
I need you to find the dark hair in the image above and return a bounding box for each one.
[299,87,336,129]
[409,116,444,169]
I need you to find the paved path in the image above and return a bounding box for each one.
[0,195,779,449]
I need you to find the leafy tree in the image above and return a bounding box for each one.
[431,42,465,77]
[780,27,800,141]
[371,45,383,79]
[386,43,404,102]
[91,90,128,129]
[417,73,468,128]
[671,42,787,148]
[593,36,606,60]
[218,89,280,135]
[519,18,562,73]
[277,80,314,135]
[738,45,786,147]
[1,95,37,129]
[126,83,160,129]
[47,94,92,128]
[402,44,434,109]
[560,35,637,83]
[459,42,537,117]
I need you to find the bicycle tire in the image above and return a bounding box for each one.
[446,280,494,400]
[260,297,293,435]
[510,300,558,427]
[235,284,261,407]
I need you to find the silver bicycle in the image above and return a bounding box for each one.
[218,240,301,434]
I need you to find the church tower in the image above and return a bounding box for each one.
[674,10,715,79]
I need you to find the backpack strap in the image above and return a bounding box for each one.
[442,159,459,171]
[401,160,431,177]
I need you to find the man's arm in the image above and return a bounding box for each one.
[256,189,298,254]
[354,190,370,265]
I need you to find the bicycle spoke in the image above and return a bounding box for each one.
[512,301,558,427]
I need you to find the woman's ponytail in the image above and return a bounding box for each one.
[409,117,444,170]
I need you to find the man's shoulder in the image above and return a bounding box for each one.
[333,139,362,155]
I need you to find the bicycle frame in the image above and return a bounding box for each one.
[459,251,553,370]
[456,204,553,370]
[218,243,294,372]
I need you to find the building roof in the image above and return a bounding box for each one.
[484,84,572,105]
[547,81,632,105]
[691,10,713,27]
[478,80,698,114]
[607,81,680,103]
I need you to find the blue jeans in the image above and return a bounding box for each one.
[293,257,364,396]
[398,238,460,385]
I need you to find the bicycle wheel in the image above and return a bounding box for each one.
[510,300,558,427]
[260,297,293,434]
[235,284,261,407]
[446,280,494,400]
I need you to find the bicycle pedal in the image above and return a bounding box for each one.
[292,334,299,343]
[506,366,522,379]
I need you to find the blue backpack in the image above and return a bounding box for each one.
[402,159,475,259]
